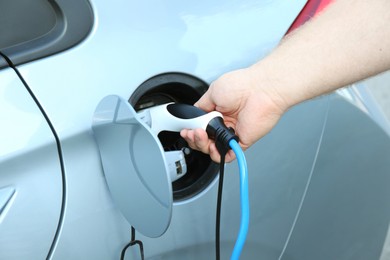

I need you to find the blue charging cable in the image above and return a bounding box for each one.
[229,139,249,260]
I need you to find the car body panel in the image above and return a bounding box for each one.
[0,65,62,259]
[15,1,308,258]
[1,0,390,259]
[16,0,307,139]
[282,94,390,259]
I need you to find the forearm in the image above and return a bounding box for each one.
[252,0,390,108]
[184,0,390,159]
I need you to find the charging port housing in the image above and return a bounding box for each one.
[129,72,219,201]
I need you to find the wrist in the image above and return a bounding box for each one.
[246,63,295,113]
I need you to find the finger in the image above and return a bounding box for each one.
[180,129,198,152]
[194,90,215,112]
[182,129,238,163]
[180,129,188,139]
[209,143,237,163]
[180,129,211,155]
[209,143,221,163]
[180,129,194,144]
[224,150,237,163]
[193,128,212,154]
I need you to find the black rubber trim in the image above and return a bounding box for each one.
[0,0,93,69]
[129,72,209,107]
[0,52,67,260]
[0,54,8,70]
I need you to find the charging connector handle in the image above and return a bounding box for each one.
[138,103,221,135]
[138,103,238,154]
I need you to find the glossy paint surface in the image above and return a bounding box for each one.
[1,0,389,259]
[0,67,62,259]
[15,1,308,258]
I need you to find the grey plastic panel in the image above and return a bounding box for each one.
[92,95,173,238]
[281,95,390,260]
[0,0,93,69]
[0,68,62,259]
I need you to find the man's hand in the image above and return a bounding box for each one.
[180,67,288,162]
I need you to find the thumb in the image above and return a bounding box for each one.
[194,90,216,112]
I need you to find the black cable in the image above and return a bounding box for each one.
[120,226,144,260]
[216,154,226,260]
[213,125,237,260]
[0,52,68,260]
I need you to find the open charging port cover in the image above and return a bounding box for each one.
[92,95,173,238]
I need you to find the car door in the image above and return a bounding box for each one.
[0,0,92,258]
[0,55,63,259]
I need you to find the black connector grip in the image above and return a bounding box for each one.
[167,103,206,119]
[206,117,239,156]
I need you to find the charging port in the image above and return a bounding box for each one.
[129,72,219,201]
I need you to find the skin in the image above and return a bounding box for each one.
[180,0,390,162]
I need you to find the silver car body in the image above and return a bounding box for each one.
[1,0,390,259]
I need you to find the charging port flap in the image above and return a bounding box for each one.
[92,95,173,238]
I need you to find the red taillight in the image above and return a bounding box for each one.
[286,0,333,34]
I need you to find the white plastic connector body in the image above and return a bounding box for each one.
[137,103,222,136]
